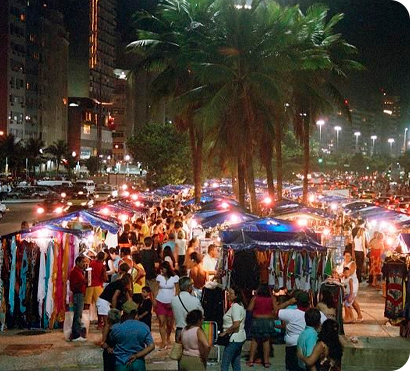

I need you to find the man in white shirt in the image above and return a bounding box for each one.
[202,244,219,281]
[277,291,326,371]
[171,276,203,340]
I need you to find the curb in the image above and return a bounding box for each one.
[2,199,44,204]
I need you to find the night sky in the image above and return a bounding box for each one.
[117,0,410,117]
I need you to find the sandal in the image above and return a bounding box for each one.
[263,363,271,368]
[356,317,364,323]
[246,361,254,367]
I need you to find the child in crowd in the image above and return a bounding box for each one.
[101,309,121,371]
[342,267,355,323]
[137,286,153,330]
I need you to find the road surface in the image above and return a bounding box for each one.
[0,202,49,236]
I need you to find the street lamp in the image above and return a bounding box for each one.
[388,138,395,156]
[316,120,325,153]
[403,128,408,153]
[354,131,361,153]
[334,126,341,152]
[370,135,377,156]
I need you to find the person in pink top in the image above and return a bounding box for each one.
[247,285,276,368]
[179,310,210,371]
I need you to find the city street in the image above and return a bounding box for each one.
[0,202,48,236]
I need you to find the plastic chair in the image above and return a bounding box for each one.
[202,320,220,365]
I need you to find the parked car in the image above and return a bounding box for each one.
[75,180,95,194]
[94,184,118,202]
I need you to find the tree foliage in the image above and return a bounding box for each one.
[126,122,192,187]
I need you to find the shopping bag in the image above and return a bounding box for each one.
[63,310,90,340]
[63,311,74,340]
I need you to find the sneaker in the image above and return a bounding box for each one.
[72,336,87,342]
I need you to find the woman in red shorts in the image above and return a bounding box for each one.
[154,261,179,350]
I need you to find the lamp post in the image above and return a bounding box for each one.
[388,138,395,156]
[334,126,341,152]
[125,154,131,175]
[354,131,361,153]
[403,128,408,153]
[316,120,325,153]
[370,135,377,156]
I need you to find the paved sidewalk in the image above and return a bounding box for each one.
[0,286,408,371]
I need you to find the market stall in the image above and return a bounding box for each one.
[0,225,90,330]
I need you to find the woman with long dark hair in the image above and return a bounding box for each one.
[219,285,246,371]
[316,291,336,320]
[298,319,343,371]
[154,261,179,350]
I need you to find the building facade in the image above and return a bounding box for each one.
[68,97,113,161]
[0,0,68,144]
[62,0,116,157]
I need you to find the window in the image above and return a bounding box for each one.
[83,124,91,135]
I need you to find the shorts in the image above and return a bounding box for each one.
[250,318,277,340]
[96,297,111,316]
[84,286,104,305]
[155,300,173,317]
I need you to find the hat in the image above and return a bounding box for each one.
[122,300,138,314]
[296,291,310,307]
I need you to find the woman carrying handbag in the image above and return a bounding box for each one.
[219,286,246,371]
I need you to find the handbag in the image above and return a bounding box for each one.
[169,342,183,360]
[216,333,231,347]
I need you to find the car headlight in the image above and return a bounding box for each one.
[37,207,45,214]
[112,191,118,197]
[67,202,73,206]
[81,202,87,206]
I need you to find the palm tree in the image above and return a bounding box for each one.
[287,5,362,203]
[0,134,23,177]
[46,140,69,174]
[24,138,45,176]
[128,0,217,203]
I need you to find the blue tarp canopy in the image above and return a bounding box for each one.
[1,223,87,238]
[226,217,302,233]
[193,209,259,228]
[36,210,121,234]
[221,230,326,251]
[273,206,335,220]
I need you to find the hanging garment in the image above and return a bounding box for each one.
[19,248,28,314]
[105,232,118,248]
[268,252,275,287]
[25,242,40,328]
[62,234,70,307]
[0,240,4,330]
[37,249,46,318]
[45,241,55,327]
[231,250,260,290]
[382,258,408,320]
[8,237,17,315]
[201,287,225,330]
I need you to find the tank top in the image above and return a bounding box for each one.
[181,326,201,357]
[253,296,274,316]
[344,261,359,295]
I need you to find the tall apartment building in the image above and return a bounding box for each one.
[0,0,27,139]
[0,0,68,144]
[62,0,116,157]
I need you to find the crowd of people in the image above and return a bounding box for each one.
[64,198,393,371]
[68,202,224,370]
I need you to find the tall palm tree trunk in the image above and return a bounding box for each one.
[232,166,239,201]
[263,140,275,199]
[237,155,246,208]
[245,150,258,214]
[188,123,203,204]
[302,116,310,204]
[274,119,283,201]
